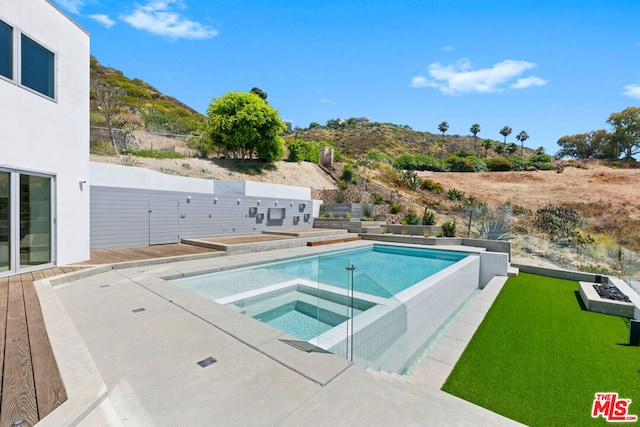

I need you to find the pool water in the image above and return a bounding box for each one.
[171,244,468,299]
[254,301,346,341]
[224,285,375,341]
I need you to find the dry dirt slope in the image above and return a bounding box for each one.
[418,165,640,220]
[90,155,338,190]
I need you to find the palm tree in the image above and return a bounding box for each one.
[499,125,512,149]
[507,142,518,155]
[481,139,493,157]
[516,130,529,157]
[470,123,481,155]
[438,121,449,158]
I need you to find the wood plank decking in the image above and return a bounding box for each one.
[0,267,83,427]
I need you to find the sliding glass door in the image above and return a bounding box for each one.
[0,168,53,276]
[20,174,51,268]
[0,171,9,272]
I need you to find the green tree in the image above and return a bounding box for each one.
[607,107,640,159]
[481,139,493,157]
[206,91,286,162]
[494,143,505,156]
[499,125,512,149]
[470,123,481,155]
[556,130,612,159]
[507,142,518,155]
[516,130,529,157]
[438,121,449,158]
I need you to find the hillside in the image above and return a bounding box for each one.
[90,56,206,135]
[85,57,639,256]
[286,122,537,159]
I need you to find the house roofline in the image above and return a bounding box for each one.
[45,0,90,36]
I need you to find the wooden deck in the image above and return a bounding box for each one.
[76,243,221,265]
[0,267,84,426]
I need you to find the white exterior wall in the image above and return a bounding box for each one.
[90,162,214,194]
[0,1,90,265]
[215,180,311,199]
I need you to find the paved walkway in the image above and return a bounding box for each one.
[35,241,523,426]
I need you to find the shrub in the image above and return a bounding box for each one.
[486,157,513,171]
[445,188,466,201]
[121,149,185,159]
[372,193,384,204]
[535,204,584,242]
[341,163,358,184]
[398,170,420,189]
[422,209,436,225]
[403,209,420,225]
[389,201,402,214]
[420,178,443,194]
[528,153,555,170]
[394,155,448,172]
[90,140,116,155]
[287,140,321,163]
[442,220,457,237]
[446,155,476,172]
[507,155,528,171]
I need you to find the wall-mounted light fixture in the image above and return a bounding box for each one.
[290,202,294,207]
[237,199,241,205]
[213,197,218,204]
[186,196,192,203]
[274,200,278,206]
[257,200,261,205]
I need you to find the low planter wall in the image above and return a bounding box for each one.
[383,224,442,236]
[578,281,636,318]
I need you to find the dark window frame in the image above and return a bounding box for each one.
[20,33,56,99]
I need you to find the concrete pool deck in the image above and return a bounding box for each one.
[36,241,523,426]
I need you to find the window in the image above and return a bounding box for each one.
[0,20,12,79]
[21,34,54,98]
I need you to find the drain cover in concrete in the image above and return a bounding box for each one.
[197,357,217,367]
[279,339,332,354]
[132,308,146,313]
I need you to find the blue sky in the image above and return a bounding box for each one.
[53,0,640,155]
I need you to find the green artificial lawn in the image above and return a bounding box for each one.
[442,273,639,426]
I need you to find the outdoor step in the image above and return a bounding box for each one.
[306,236,362,246]
[508,266,519,277]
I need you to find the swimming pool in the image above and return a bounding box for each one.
[171,244,468,299]
[170,243,484,372]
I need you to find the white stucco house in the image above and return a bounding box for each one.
[0,0,90,277]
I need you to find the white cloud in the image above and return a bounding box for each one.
[54,0,85,14]
[320,99,336,104]
[89,14,116,28]
[122,0,218,40]
[441,45,454,51]
[411,58,546,94]
[510,76,548,89]
[623,84,640,99]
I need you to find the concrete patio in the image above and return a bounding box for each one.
[35,240,522,426]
